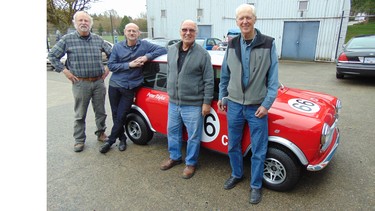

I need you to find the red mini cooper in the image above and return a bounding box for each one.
[124,51,341,192]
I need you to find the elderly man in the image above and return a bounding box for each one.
[217,4,279,204]
[160,20,214,179]
[99,23,167,153]
[48,11,112,152]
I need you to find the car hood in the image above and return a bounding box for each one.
[271,86,338,124]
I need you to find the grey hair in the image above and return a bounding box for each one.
[235,4,257,18]
[72,11,94,29]
[180,19,198,32]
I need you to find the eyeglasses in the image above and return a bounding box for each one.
[181,28,196,33]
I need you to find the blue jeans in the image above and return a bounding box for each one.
[72,79,107,144]
[227,100,268,189]
[107,86,136,145]
[167,102,203,166]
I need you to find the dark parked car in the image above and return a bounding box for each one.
[336,34,375,79]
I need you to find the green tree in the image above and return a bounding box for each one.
[98,23,104,36]
[47,0,99,34]
[119,16,133,35]
[351,0,375,18]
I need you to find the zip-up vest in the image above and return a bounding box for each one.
[226,31,274,105]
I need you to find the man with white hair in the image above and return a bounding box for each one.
[48,11,112,152]
[217,4,279,204]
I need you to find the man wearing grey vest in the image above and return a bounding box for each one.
[217,4,279,204]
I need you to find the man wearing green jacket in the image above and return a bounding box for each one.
[160,19,214,179]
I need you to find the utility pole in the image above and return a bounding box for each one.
[109,10,115,44]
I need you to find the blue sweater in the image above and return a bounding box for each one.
[108,39,167,89]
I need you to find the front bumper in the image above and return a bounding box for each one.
[307,128,340,171]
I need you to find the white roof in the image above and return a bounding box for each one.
[152,50,225,66]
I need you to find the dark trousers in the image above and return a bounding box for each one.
[107,86,136,145]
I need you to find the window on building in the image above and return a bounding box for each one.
[298,0,308,11]
[161,10,166,18]
[197,9,203,18]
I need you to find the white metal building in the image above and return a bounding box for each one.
[146,0,351,62]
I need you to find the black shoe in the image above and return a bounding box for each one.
[99,142,112,153]
[118,140,127,151]
[224,176,244,190]
[249,188,262,204]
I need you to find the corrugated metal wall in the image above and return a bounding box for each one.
[146,0,350,62]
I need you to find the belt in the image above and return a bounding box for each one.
[77,76,102,82]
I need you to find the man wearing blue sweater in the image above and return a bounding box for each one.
[99,23,167,153]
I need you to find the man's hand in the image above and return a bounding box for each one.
[255,106,268,118]
[129,56,148,68]
[217,100,226,111]
[202,104,211,116]
[62,69,78,83]
[102,66,110,79]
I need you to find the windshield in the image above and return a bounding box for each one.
[148,40,168,47]
[347,36,375,49]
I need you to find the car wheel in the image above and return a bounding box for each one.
[125,113,154,145]
[263,147,301,192]
[336,72,344,79]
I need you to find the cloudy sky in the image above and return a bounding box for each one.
[88,0,147,18]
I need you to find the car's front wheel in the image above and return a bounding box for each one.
[125,113,154,145]
[263,147,301,192]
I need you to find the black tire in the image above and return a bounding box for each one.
[336,72,344,79]
[263,147,301,192]
[125,113,154,145]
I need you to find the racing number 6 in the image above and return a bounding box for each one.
[201,108,220,143]
[204,113,216,137]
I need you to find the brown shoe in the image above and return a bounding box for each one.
[182,165,196,179]
[97,132,107,142]
[74,143,84,152]
[160,158,182,170]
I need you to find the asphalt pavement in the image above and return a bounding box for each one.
[47,61,375,210]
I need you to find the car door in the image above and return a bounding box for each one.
[136,61,169,134]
